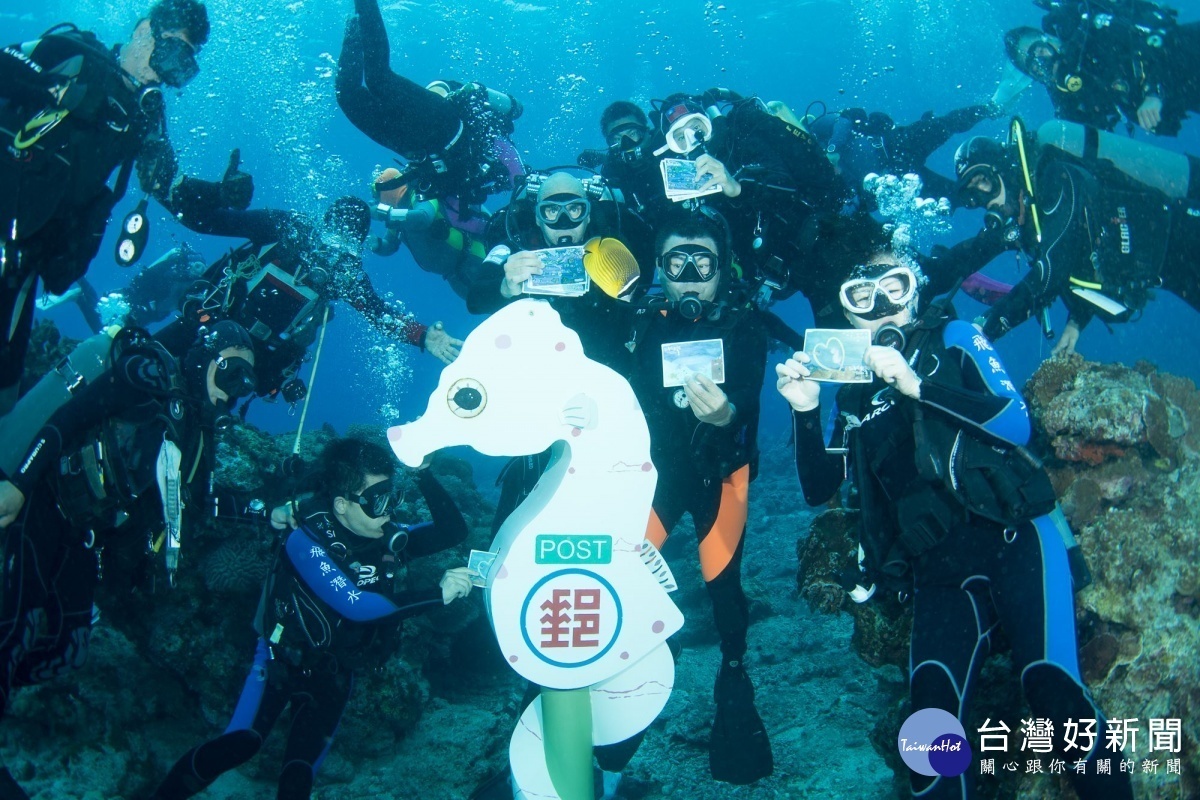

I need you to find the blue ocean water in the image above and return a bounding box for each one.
[10,0,1200,485]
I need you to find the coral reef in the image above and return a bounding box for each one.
[795,355,1200,799]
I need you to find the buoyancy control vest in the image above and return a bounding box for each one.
[52,330,200,560]
[1047,159,1173,316]
[838,319,1058,588]
[255,516,406,672]
[1,25,157,291]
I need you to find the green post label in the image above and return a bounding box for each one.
[535,534,613,565]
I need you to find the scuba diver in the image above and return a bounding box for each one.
[776,244,1133,800]
[643,90,849,309]
[0,321,259,796]
[161,196,464,405]
[0,0,252,415]
[468,170,645,532]
[1006,0,1200,135]
[582,101,674,235]
[808,103,1001,203]
[147,437,473,800]
[97,244,210,328]
[954,118,1200,355]
[621,212,775,786]
[367,167,490,304]
[336,0,523,209]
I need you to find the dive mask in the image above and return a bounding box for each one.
[659,245,719,283]
[839,265,918,319]
[606,122,648,152]
[149,31,199,89]
[213,355,257,401]
[957,165,1003,210]
[536,197,591,230]
[349,479,401,519]
[1024,41,1060,87]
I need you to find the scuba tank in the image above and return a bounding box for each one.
[1036,119,1198,201]
[0,326,120,475]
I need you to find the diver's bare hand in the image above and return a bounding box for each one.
[439,567,475,604]
[0,481,26,529]
[1051,320,1081,358]
[776,352,821,412]
[500,250,543,298]
[425,322,463,365]
[695,154,742,198]
[685,374,735,426]
[1137,95,1163,133]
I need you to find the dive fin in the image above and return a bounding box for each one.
[709,662,774,784]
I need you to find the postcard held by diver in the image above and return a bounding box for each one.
[660,158,724,203]
[803,328,873,383]
[661,339,726,387]
[467,549,499,588]
[525,246,590,297]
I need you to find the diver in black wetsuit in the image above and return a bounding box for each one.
[809,104,1000,202]
[776,248,1132,800]
[161,197,463,403]
[0,321,258,797]
[0,0,250,414]
[467,170,644,533]
[1006,0,1200,135]
[618,212,774,786]
[148,437,473,800]
[336,0,523,206]
[952,129,1200,355]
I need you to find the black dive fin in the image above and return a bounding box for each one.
[709,663,774,784]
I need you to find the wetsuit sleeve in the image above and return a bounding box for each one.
[917,320,1031,447]
[6,354,164,496]
[172,206,296,244]
[402,470,470,558]
[918,227,1012,297]
[284,530,441,622]
[889,104,995,168]
[340,271,428,347]
[760,311,805,352]
[792,407,846,506]
[713,314,769,432]
[981,163,1086,339]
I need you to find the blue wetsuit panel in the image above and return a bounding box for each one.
[225,639,270,733]
[284,530,403,623]
[922,320,1031,446]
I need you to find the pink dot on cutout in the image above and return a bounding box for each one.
[508,655,518,663]
[620,652,630,660]
[495,334,512,349]
[497,565,508,580]
[568,467,576,474]
[571,428,581,437]
[555,342,566,352]
[387,427,402,442]
[641,462,652,472]
[652,621,665,633]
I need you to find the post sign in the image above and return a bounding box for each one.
[535,534,613,565]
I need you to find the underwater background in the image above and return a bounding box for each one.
[3,0,1200,797]
[11,0,1200,475]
